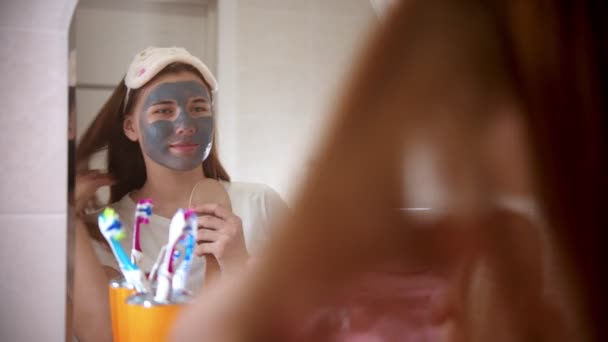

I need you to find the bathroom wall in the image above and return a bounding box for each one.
[216,0,377,202]
[0,0,76,341]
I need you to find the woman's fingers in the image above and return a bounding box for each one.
[75,176,113,200]
[76,170,111,186]
[75,171,114,190]
[194,241,221,257]
[192,203,234,221]
[78,169,102,177]
[192,205,248,267]
[197,215,225,231]
[196,228,222,243]
[74,171,114,212]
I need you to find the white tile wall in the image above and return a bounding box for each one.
[0,29,68,214]
[0,1,76,341]
[217,0,377,202]
[0,215,67,342]
[0,0,75,32]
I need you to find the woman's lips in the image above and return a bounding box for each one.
[169,143,199,153]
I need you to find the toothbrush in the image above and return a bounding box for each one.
[172,209,197,293]
[148,245,166,283]
[155,209,190,302]
[131,199,152,267]
[98,207,150,293]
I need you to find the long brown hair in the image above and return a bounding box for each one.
[76,62,230,204]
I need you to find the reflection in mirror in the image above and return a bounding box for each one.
[69,0,377,340]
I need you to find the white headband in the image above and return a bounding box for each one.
[123,46,218,112]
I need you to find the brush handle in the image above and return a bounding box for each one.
[131,249,143,267]
[110,239,136,272]
[148,246,166,283]
[154,271,172,302]
[132,220,142,252]
[173,234,195,291]
[125,269,151,293]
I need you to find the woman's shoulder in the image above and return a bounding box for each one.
[223,181,277,197]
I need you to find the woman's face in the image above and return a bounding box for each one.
[124,71,214,171]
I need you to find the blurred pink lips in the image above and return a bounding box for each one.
[169,142,199,153]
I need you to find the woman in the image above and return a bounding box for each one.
[172,0,606,341]
[72,46,287,341]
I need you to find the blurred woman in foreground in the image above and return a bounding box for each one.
[173,0,607,341]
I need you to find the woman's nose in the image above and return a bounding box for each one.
[176,125,195,135]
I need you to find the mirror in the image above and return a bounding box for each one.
[68,0,378,339]
[71,0,379,201]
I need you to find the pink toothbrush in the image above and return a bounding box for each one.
[131,199,152,267]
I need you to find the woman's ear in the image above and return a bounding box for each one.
[123,116,139,142]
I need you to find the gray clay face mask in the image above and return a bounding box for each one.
[138,80,214,171]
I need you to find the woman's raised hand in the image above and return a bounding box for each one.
[74,170,114,214]
[192,203,249,272]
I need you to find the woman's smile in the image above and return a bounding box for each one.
[169,142,200,154]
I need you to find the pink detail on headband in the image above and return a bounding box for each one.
[137,67,146,77]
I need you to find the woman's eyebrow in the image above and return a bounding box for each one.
[190,97,209,104]
[150,100,176,106]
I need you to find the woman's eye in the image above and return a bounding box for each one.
[153,108,173,115]
[191,106,210,115]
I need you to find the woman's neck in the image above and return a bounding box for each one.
[133,162,206,218]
